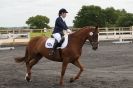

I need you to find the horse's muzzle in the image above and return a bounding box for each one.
[91,42,98,50]
[92,47,98,50]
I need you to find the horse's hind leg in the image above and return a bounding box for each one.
[25,59,38,82]
[25,55,42,82]
[25,61,31,82]
[70,60,84,83]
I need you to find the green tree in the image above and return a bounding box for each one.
[73,5,133,28]
[116,13,133,27]
[26,15,50,29]
[73,5,105,27]
[103,7,119,27]
[116,9,127,17]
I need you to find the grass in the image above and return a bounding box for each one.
[30,31,52,38]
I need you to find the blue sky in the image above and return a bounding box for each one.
[0,0,133,27]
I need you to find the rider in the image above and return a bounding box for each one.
[50,8,72,55]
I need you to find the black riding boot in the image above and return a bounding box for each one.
[49,39,58,55]
[57,36,65,47]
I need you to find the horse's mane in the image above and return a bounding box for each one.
[69,26,94,37]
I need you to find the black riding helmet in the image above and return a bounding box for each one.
[58,8,68,16]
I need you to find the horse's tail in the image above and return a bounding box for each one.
[15,47,28,63]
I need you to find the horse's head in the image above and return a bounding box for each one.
[87,26,99,50]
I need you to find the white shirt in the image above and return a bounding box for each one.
[61,16,65,22]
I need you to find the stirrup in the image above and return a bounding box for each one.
[49,50,55,55]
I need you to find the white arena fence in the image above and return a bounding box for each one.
[0,26,133,45]
[0,33,30,45]
[98,26,133,41]
[0,28,47,45]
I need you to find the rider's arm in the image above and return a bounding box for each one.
[57,17,68,30]
[57,17,72,34]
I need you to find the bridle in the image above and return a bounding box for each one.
[88,33,99,46]
[91,41,99,45]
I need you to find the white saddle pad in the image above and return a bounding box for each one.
[45,35,68,49]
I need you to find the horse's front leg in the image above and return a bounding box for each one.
[70,60,84,82]
[60,60,68,86]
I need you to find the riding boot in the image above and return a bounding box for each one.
[60,36,65,45]
[49,39,58,55]
[58,36,65,47]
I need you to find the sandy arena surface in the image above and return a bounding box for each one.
[0,41,133,88]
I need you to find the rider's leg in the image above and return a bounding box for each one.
[51,39,58,54]
[53,33,62,43]
[58,36,65,46]
[58,32,64,46]
[50,33,61,55]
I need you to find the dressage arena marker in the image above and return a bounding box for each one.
[112,38,132,44]
[0,46,15,50]
[0,41,15,50]
[0,33,15,50]
[112,35,132,44]
[0,33,30,50]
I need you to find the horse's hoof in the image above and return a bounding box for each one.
[70,78,75,83]
[26,77,31,82]
[25,76,31,82]
[59,84,64,86]
[59,81,64,86]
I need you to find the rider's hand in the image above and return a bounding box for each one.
[63,30,68,35]
[67,29,72,34]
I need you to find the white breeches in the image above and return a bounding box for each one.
[52,33,61,43]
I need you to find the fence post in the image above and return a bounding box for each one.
[106,27,108,39]
[118,27,120,39]
[132,26,133,38]
[28,33,30,40]
[114,30,116,39]
[13,29,15,34]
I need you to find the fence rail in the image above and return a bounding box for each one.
[0,26,133,45]
[0,33,30,45]
[98,26,133,41]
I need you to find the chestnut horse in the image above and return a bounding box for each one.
[15,26,99,86]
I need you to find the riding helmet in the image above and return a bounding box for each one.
[59,8,68,15]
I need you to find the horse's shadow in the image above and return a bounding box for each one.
[11,75,82,88]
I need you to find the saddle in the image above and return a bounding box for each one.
[45,35,68,49]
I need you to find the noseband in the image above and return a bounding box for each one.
[91,42,98,45]
[89,34,98,46]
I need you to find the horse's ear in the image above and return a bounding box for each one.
[95,26,99,33]
[95,26,98,29]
